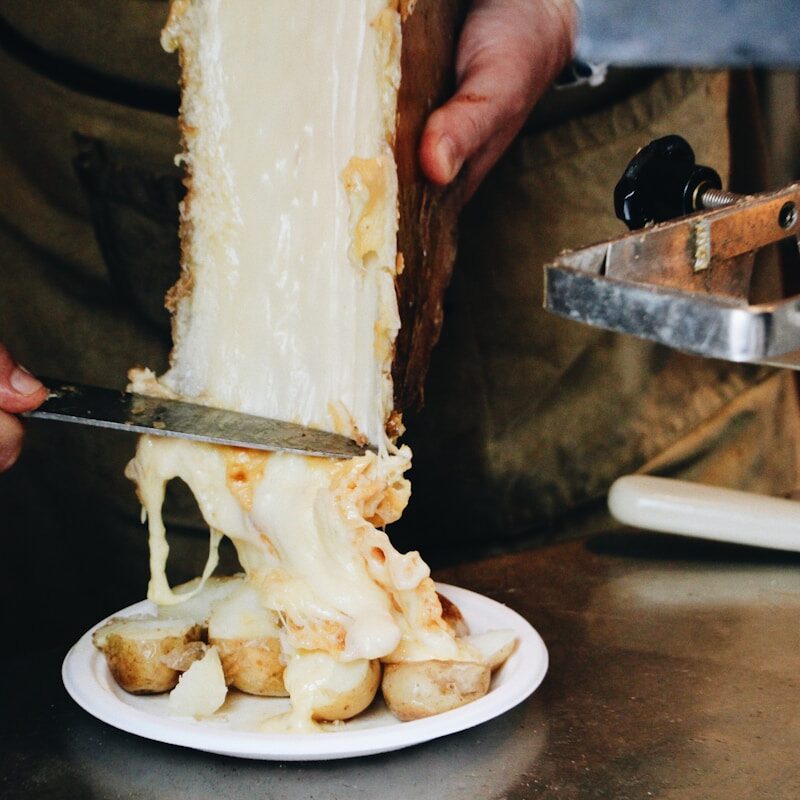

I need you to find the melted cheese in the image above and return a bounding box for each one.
[128,437,471,664]
[126,0,476,730]
[262,653,375,733]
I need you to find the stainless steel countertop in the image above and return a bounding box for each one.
[2,532,799,799]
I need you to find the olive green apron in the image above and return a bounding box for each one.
[0,4,797,647]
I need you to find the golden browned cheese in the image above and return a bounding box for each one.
[223,449,270,512]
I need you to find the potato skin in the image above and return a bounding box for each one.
[381,660,490,721]
[312,659,381,722]
[211,637,287,697]
[102,627,202,695]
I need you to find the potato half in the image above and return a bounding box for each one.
[463,629,518,671]
[93,616,203,695]
[208,582,286,696]
[312,659,381,722]
[381,626,519,721]
[213,638,287,697]
[168,645,228,718]
[381,660,490,721]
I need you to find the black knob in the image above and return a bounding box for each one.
[614,135,722,230]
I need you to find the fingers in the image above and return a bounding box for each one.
[0,412,24,473]
[0,344,47,473]
[0,344,46,415]
[420,0,575,198]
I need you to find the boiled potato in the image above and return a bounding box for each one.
[463,629,518,671]
[312,659,381,722]
[93,616,203,695]
[381,627,517,721]
[381,660,490,721]
[213,638,287,697]
[283,652,381,722]
[168,645,228,718]
[208,583,286,696]
[437,592,469,638]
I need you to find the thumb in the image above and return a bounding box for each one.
[0,344,47,414]
[419,0,575,198]
[420,54,528,189]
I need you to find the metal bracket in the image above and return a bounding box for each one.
[544,184,800,368]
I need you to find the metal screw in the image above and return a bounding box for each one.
[695,185,741,210]
[779,201,798,230]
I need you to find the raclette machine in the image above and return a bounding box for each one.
[544,135,800,369]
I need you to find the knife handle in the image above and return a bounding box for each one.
[608,475,800,553]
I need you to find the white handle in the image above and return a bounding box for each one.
[608,475,800,552]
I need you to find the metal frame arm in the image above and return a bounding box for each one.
[543,183,800,368]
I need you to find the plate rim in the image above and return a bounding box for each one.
[62,582,548,760]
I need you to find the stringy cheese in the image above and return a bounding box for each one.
[126,0,475,730]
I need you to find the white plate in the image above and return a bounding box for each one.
[62,583,548,761]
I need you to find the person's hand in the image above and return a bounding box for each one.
[420,0,576,199]
[0,345,47,472]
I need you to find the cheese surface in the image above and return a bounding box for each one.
[159,0,400,447]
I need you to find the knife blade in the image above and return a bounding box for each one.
[24,378,372,459]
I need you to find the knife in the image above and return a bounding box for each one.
[609,475,800,553]
[24,378,371,459]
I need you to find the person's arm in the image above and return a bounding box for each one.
[0,345,47,472]
[420,0,576,199]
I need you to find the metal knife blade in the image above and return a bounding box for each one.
[24,378,372,459]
